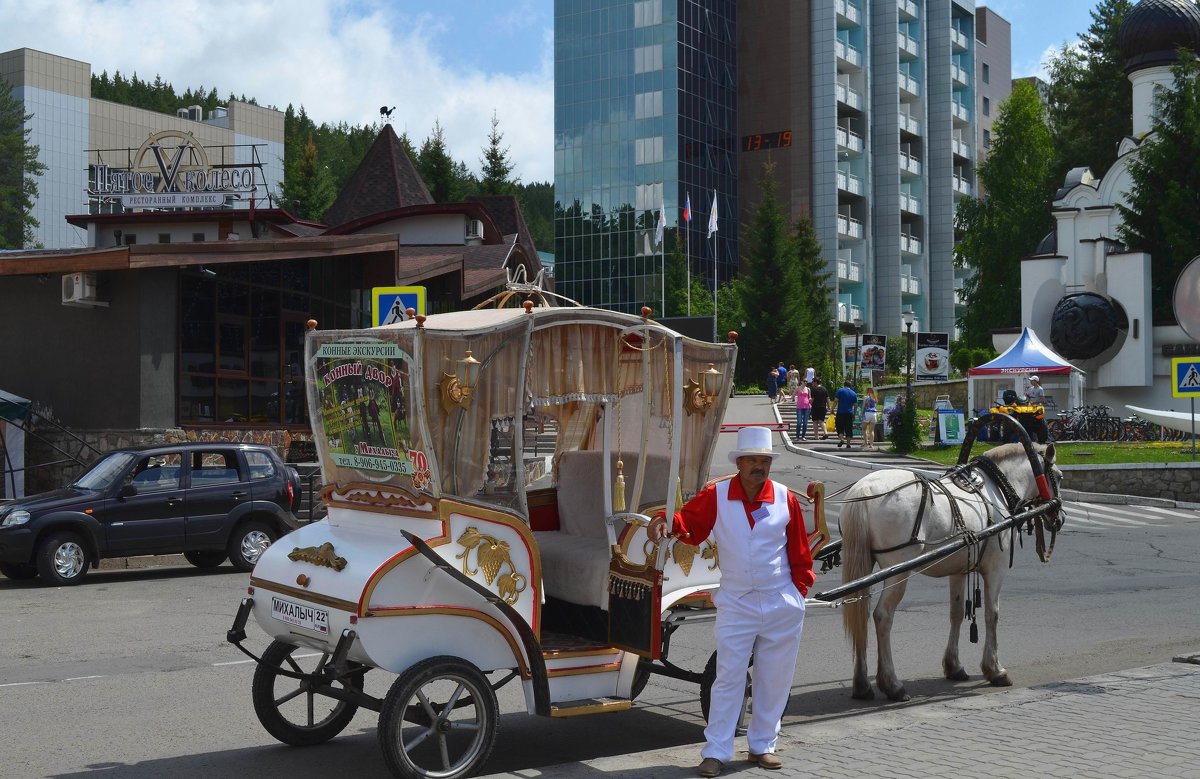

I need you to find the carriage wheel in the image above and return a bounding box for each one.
[378,656,499,779]
[252,640,365,746]
[699,651,752,736]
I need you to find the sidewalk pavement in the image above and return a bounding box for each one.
[480,656,1200,778]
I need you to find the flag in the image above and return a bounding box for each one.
[654,199,666,247]
[683,193,692,223]
[707,190,719,238]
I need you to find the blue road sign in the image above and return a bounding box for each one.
[373,286,426,327]
[1171,357,1200,398]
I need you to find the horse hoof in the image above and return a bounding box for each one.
[851,686,875,700]
[946,669,970,682]
[886,688,911,702]
[988,673,1012,687]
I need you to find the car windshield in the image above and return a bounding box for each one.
[74,452,138,490]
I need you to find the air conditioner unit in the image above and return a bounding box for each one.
[187,105,203,121]
[465,219,484,240]
[176,108,189,119]
[62,272,99,305]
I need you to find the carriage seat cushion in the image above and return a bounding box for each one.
[555,450,673,540]
[533,531,610,610]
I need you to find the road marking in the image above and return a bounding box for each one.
[1134,505,1200,519]
[1066,503,1167,527]
[63,675,105,681]
[212,659,255,666]
[0,681,46,688]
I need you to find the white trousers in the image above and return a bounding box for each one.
[701,583,806,762]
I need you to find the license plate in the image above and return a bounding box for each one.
[270,596,329,634]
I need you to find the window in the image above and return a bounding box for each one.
[983,129,992,148]
[245,450,277,480]
[124,234,137,245]
[193,232,206,242]
[127,453,183,492]
[158,233,171,243]
[190,450,242,486]
[982,63,990,84]
[983,97,991,116]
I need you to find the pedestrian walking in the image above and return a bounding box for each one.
[861,387,878,450]
[834,379,858,449]
[795,380,812,440]
[776,363,788,401]
[810,378,829,440]
[804,364,815,385]
[766,366,779,404]
[648,426,814,777]
[785,364,801,402]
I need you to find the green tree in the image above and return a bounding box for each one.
[478,110,517,195]
[1118,54,1200,325]
[280,133,337,219]
[735,161,809,384]
[1044,0,1133,183]
[516,181,553,252]
[955,82,1055,347]
[789,210,836,371]
[0,78,48,248]
[418,121,458,203]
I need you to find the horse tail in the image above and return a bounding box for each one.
[840,493,875,651]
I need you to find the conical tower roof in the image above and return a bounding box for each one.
[322,124,433,227]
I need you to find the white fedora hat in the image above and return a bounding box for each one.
[728,425,780,463]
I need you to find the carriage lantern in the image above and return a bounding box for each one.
[441,349,482,411]
[684,363,723,416]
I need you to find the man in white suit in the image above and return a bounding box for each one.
[648,426,814,777]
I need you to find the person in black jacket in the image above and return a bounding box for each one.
[809,379,829,440]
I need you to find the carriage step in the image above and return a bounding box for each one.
[549,697,632,717]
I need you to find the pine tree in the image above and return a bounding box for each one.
[1045,0,1133,184]
[736,161,808,384]
[0,77,48,248]
[789,211,836,370]
[1118,54,1200,325]
[479,110,517,195]
[955,82,1055,347]
[280,134,337,220]
[418,121,457,203]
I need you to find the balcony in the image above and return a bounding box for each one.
[837,258,864,282]
[836,83,864,110]
[954,287,967,306]
[952,101,971,124]
[898,0,917,21]
[899,72,921,99]
[899,31,919,60]
[837,214,864,240]
[900,192,922,215]
[951,27,969,51]
[953,175,973,196]
[899,111,922,137]
[836,0,861,25]
[901,233,923,256]
[836,39,862,68]
[952,64,970,87]
[900,150,922,177]
[952,138,972,160]
[837,126,865,154]
[837,169,864,196]
[901,272,922,295]
[839,304,865,324]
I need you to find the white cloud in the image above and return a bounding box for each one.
[0,0,555,181]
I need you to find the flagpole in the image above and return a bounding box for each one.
[661,232,665,317]
[686,210,691,316]
[712,231,718,343]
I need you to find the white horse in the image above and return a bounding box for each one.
[840,443,1060,702]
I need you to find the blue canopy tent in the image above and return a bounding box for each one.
[967,328,1085,414]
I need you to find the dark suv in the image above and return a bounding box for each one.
[0,442,301,585]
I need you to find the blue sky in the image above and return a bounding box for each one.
[0,1,1100,185]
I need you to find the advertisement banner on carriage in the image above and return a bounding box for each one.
[311,340,430,491]
[916,332,950,381]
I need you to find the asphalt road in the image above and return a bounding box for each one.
[2,450,1198,778]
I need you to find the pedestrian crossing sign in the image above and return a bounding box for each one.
[372,286,426,327]
[1171,357,1200,397]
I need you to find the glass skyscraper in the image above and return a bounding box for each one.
[553,0,737,315]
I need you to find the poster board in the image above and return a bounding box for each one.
[937,409,966,445]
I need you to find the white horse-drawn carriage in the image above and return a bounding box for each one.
[227,291,1063,779]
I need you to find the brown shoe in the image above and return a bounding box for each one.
[749,752,783,770]
[697,757,724,777]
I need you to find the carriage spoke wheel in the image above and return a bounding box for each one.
[378,656,498,779]
[252,640,365,746]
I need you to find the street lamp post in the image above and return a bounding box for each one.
[903,310,915,404]
[852,316,864,387]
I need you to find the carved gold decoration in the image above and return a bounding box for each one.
[702,540,719,570]
[288,542,347,572]
[455,527,527,605]
[671,541,701,575]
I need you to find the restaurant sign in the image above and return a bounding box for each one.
[88,129,261,208]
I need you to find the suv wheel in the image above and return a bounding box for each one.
[36,532,90,586]
[184,550,228,569]
[228,521,277,572]
[0,562,38,580]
